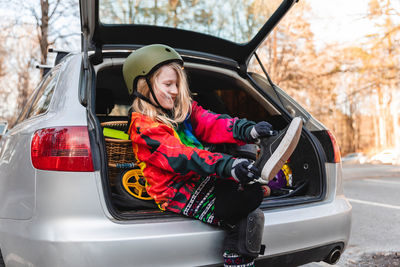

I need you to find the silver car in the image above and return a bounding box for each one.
[0,0,351,266]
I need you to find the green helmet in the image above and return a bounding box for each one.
[123,44,183,96]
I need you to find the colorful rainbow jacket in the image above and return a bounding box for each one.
[129,101,255,212]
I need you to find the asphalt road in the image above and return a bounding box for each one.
[303,164,400,267]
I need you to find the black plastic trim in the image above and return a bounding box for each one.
[0,248,4,267]
[311,130,335,163]
[254,242,344,267]
[78,57,88,106]
[100,47,240,71]
[204,242,344,267]
[48,48,70,66]
[86,63,101,172]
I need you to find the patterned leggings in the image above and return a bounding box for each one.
[180,176,221,225]
[172,176,262,267]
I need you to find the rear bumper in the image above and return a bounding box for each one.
[0,195,352,267]
[261,195,351,258]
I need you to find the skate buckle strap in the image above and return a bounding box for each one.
[259,244,266,255]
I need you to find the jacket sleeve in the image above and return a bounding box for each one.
[131,121,234,178]
[190,101,256,144]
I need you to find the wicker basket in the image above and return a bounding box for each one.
[101,121,135,186]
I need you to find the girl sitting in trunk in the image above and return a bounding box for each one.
[123,44,302,267]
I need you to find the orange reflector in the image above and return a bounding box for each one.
[327,130,341,163]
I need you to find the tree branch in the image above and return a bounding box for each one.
[49,0,61,19]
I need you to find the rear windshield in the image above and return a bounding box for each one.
[99,0,283,44]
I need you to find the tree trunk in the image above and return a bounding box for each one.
[40,0,49,65]
[17,61,32,111]
[394,107,400,151]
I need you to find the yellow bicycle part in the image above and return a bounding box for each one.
[121,169,153,200]
[281,163,293,187]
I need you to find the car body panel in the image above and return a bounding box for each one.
[0,55,86,220]
[342,152,367,164]
[369,149,399,165]
[1,200,351,267]
[0,169,351,267]
[0,127,35,220]
[0,122,7,135]
[0,129,351,266]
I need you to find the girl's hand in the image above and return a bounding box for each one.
[249,121,277,141]
[231,158,261,184]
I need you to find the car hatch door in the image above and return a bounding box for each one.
[79,0,298,68]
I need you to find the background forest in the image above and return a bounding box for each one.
[0,0,399,157]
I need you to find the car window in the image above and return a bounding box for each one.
[99,0,284,44]
[13,88,40,126]
[26,66,61,119]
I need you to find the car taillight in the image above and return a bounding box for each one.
[31,126,94,172]
[327,130,341,163]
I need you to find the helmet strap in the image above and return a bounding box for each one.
[145,78,161,107]
[132,91,153,105]
[131,78,170,114]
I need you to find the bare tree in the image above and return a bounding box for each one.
[0,0,79,122]
[31,0,79,65]
[2,0,79,65]
[0,44,5,79]
[250,1,341,117]
[366,0,400,151]
[0,25,39,123]
[248,0,400,155]
[339,0,400,152]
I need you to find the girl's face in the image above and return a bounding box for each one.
[152,65,179,110]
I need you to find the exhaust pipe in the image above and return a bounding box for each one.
[324,248,342,264]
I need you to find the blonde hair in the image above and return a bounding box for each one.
[131,62,192,127]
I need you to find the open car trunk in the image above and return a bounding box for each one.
[91,52,326,219]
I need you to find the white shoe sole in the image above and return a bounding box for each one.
[258,117,303,183]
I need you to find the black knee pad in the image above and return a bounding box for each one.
[222,208,265,258]
[237,208,265,258]
[214,180,263,224]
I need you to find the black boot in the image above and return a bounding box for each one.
[255,117,303,182]
[223,226,255,267]
[223,250,255,267]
